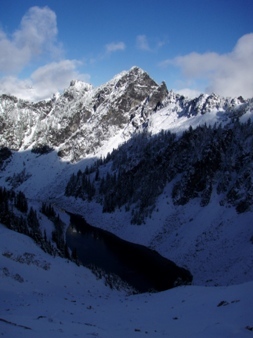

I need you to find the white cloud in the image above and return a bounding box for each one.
[0,60,90,101]
[30,60,90,100]
[0,76,33,99]
[160,33,253,98]
[136,35,150,51]
[14,6,59,56]
[105,42,126,53]
[0,7,90,101]
[0,6,62,74]
[175,88,202,99]
[136,35,167,52]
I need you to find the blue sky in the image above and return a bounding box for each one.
[0,0,253,101]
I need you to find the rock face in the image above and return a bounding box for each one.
[0,66,252,161]
[0,67,163,160]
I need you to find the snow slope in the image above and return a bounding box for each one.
[1,148,252,287]
[1,224,252,338]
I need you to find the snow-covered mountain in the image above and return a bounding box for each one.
[1,66,252,161]
[0,66,253,336]
[1,64,253,279]
[0,67,164,161]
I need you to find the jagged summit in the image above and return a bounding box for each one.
[109,66,147,83]
[69,79,93,91]
[94,66,158,100]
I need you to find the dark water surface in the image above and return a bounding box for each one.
[66,213,192,293]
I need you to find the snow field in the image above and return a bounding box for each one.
[0,224,252,337]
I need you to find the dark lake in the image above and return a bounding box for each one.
[66,213,192,293]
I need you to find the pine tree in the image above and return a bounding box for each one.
[27,207,40,231]
[15,191,28,213]
[64,243,70,259]
[71,247,78,261]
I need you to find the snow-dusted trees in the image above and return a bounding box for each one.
[65,170,95,201]
[15,191,28,213]
[27,207,40,231]
[41,202,68,257]
[0,188,68,257]
[0,187,11,226]
[27,207,43,243]
[0,187,40,241]
[64,119,253,224]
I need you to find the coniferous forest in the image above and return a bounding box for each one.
[0,187,69,258]
[65,120,253,224]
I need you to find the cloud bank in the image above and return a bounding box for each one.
[0,60,90,102]
[105,42,126,54]
[161,33,253,98]
[0,6,87,101]
[136,35,166,52]
[136,35,151,51]
[0,6,60,74]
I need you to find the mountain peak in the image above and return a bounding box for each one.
[69,79,93,91]
[110,66,158,91]
[129,65,145,74]
[114,66,145,78]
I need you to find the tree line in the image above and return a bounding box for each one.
[0,187,73,259]
[65,119,253,224]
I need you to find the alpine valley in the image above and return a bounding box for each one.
[0,66,253,337]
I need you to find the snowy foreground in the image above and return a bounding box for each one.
[1,224,252,338]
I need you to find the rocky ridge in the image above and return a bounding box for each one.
[1,66,252,162]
